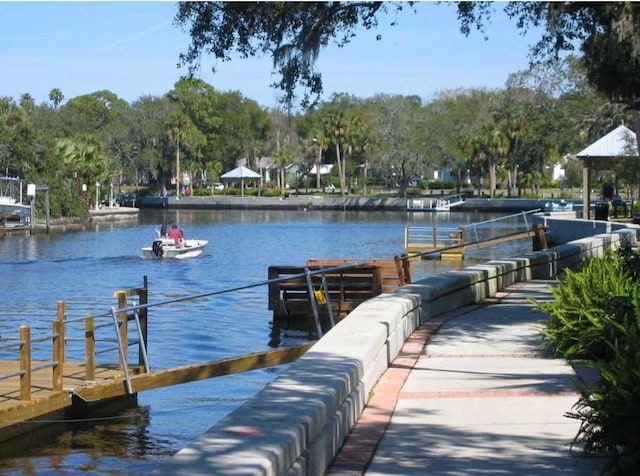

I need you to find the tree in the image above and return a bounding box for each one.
[459,3,640,152]
[130,95,180,190]
[426,88,498,193]
[55,135,110,207]
[48,88,64,109]
[318,95,367,197]
[174,2,415,108]
[365,94,428,197]
[310,132,329,190]
[19,94,35,114]
[0,97,24,175]
[272,149,295,195]
[482,124,510,198]
[166,114,198,197]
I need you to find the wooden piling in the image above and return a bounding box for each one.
[19,326,31,401]
[52,320,64,392]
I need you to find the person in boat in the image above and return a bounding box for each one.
[168,224,184,246]
[158,224,168,238]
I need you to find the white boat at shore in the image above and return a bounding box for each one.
[141,238,208,259]
[0,177,30,222]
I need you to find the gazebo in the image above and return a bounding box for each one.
[574,125,638,219]
[220,165,262,197]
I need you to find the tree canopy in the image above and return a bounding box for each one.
[174,1,415,108]
[174,2,640,113]
[6,0,640,217]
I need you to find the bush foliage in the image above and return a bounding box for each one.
[534,246,640,475]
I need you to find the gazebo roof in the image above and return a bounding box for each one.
[220,165,261,179]
[576,125,638,159]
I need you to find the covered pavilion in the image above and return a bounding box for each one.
[220,166,262,197]
[573,125,638,219]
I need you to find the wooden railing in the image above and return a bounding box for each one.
[306,257,412,292]
[268,264,384,335]
[0,279,149,403]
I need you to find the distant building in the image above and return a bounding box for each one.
[433,167,467,183]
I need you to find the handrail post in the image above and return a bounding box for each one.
[404,224,409,249]
[111,306,133,394]
[432,224,437,247]
[393,255,406,285]
[138,276,148,368]
[304,267,323,338]
[320,274,336,328]
[85,314,96,381]
[56,300,66,364]
[52,320,64,391]
[115,291,128,369]
[57,300,65,320]
[402,254,412,284]
[19,325,31,401]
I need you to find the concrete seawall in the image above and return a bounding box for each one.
[138,195,408,211]
[137,195,569,212]
[156,228,638,476]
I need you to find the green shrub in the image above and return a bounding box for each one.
[617,243,640,280]
[535,248,640,474]
[568,304,640,475]
[261,188,282,197]
[405,187,423,197]
[535,251,636,361]
[427,180,456,190]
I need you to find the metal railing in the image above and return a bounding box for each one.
[404,223,463,250]
[462,209,538,243]
[406,194,465,211]
[403,210,544,261]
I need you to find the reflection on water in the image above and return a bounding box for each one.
[0,209,531,474]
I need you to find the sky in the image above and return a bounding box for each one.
[1,1,545,109]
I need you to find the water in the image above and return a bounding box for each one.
[0,209,530,475]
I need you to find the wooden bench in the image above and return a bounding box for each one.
[268,265,384,323]
[306,257,412,293]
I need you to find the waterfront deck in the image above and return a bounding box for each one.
[405,211,548,259]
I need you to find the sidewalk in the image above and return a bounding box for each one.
[328,280,604,475]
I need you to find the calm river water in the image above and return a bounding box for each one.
[0,208,530,475]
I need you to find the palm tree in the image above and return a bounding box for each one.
[310,132,329,189]
[19,94,35,113]
[166,114,192,197]
[460,135,483,196]
[48,88,64,109]
[323,109,349,197]
[56,135,108,207]
[484,125,510,198]
[272,149,295,195]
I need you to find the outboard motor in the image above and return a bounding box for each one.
[152,240,164,257]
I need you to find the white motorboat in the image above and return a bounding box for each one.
[141,238,208,259]
[0,176,30,222]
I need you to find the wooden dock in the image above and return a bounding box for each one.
[268,258,412,334]
[405,212,548,260]
[405,224,465,259]
[0,279,313,443]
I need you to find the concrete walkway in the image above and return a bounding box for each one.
[328,280,604,476]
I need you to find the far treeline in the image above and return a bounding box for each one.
[1,57,636,218]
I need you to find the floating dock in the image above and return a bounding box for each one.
[405,211,549,260]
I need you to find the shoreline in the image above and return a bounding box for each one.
[136,195,563,213]
[3,196,629,235]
